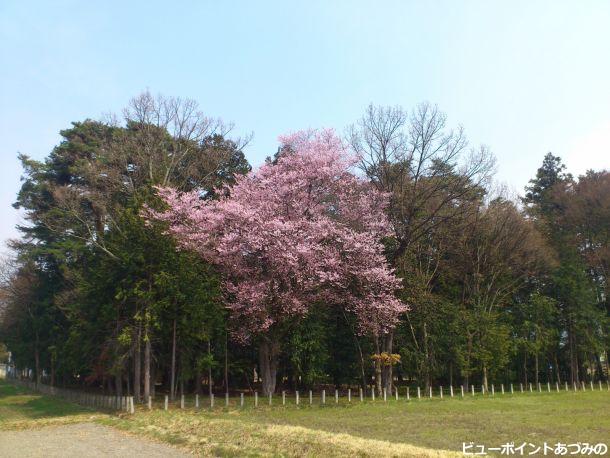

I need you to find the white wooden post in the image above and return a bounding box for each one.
[348,388,351,402]
[590,381,594,391]
[520,383,523,393]
[309,390,313,405]
[295,391,299,405]
[547,382,550,392]
[359,387,363,402]
[225,392,229,407]
[383,388,387,402]
[491,384,495,396]
[460,385,464,398]
[529,383,533,392]
[565,382,568,391]
[501,384,504,394]
[148,396,152,410]
[269,392,272,405]
[335,389,339,403]
[439,386,443,398]
[538,382,541,392]
[395,387,398,400]
[240,392,244,407]
[180,394,184,409]
[164,395,168,411]
[196,394,200,408]
[371,387,375,401]
[282,390,286,405]
[407,387,410,400]
[322,389,326,404]
[471,385,475,396]
[429,386,432,398]
[510,383,514,394]
[130,396,135,414]
[556,382,559,392]
[417,387,421,399]
[450,385,454,397]
[254,392,258,407]
[599,381,602,390]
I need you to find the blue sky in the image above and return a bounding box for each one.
[1,0,609,247]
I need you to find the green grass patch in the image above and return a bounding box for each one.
[2,379,608,457]
[0,380,107,430]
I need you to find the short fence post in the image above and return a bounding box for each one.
[130,396,135,414]
[240,392,244,407]
[520,383,523,393]
[180,394,184,409]
[282,390,286,405]
[556,382,559,392]
[547,382,550,392]
[590,381,594,391]
[322,389,326,404]
[481,385,485,395]
[599,381,602,390]
[211,393,215,408]
[491,384,495,396]
[195,394,199,409]
[225,392,229,407]
[407,387,410,400]
[501,384,504,395]
[371,387,375,401]
[529,383,533,393]
[335,389,339,403]
[581,381,585,391]
[348,388,351,402]
[309,390,313,405]
[383,388,387,402]
[254,391,258,407]
[417,387,421,399]
[395,387,398,401]
[164,395,168,411]
[573,382,577,391]
[471,385,475,396]
[460,385,464,398]
[429,386,432,398]
[439,386,443,399]
[359,388,363,402]
[538,383,541,392]
[565,382,568,391]
[295,391,299,405]
[450,386,454,397]
[269,393,272,406]
[148,396,152,410]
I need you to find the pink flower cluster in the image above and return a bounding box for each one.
[149,129,407,340]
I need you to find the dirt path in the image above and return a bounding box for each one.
[0,422,191,457]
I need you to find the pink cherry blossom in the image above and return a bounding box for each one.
[148,129,407,342]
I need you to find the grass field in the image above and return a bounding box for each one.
[1,380,608,457]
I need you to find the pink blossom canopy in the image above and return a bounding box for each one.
[149,129,407,340]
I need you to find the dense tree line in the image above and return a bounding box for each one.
[0,92,607,399]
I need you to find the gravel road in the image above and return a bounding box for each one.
[0,422,191,457]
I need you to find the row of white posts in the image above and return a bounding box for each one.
[152,379,609,411]
[9,377,609,414]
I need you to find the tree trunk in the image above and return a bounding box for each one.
[34,332,40,386]
[259,338,280,396]
[134,325,141,402]
[208,340,213,397]
[381,332,394,393]
[116,372,123,397]
[554,353,561,384]
[170,318,177,400]
[482,365,488,391]
[144,321,151,401]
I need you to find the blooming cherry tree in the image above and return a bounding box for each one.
[149,129,406,394]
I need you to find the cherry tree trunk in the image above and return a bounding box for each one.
[259,339,280,396]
